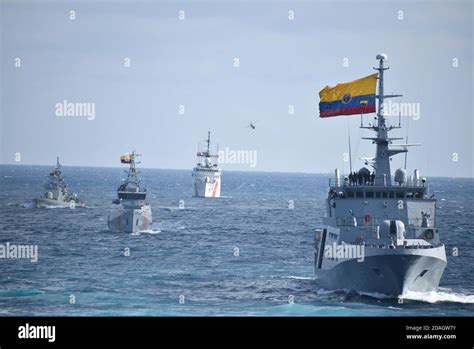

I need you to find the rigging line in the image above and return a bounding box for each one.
[354,116,363,166]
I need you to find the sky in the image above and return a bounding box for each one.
[1,0,473,177]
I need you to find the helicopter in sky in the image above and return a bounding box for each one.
[247,121,257,130]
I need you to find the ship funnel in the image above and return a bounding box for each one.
[414,169,420,185]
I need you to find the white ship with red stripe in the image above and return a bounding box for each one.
[192,131,221,198]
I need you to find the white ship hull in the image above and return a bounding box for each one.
[193,179,221,198]
[193,170,221,198]
[107,204,152,233]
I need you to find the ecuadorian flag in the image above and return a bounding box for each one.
[319,73,377,118]
[120,154,132,164]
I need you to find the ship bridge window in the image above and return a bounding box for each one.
[356,191,363,198]
[406,192,414,198]
[382,192,388,198]
[366,191,374,198]
[396,191,405,198]
[346,191,355,198]
[418,269,429,278]
[389,192,395,198]
[375,192,381,198]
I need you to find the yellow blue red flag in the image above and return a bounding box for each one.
[319,73,377,118]
[120,154,131,163]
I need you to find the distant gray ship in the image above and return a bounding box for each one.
[34,157,85,208]
[314,54,446,296]
[107,151,152,233]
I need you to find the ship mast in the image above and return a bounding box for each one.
[54,156,62,175]
[126,150,141,184]
[206,130,211,156]
[363,54,405,186]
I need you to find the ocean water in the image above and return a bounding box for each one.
[0,165,473,316]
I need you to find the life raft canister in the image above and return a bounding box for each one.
[364,214,371,224]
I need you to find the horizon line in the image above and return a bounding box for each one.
[1,163,472,180]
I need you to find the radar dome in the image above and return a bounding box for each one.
[380,220,406,240]
[394,168,407,185]
[358,167,370,176]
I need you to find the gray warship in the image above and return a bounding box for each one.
[107,151,153,233]
[34,157,85,208]
[314,54,446,296]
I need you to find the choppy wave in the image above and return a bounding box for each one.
[313,287,391,298]
[401,289,474,304]
[0,166,473,316]
[21,202,35,209]
[0,289,45,297]
[131,229,161,236]
[160,206,197,212]
[286,275,315,280]
[265,303,366,316]
[356,291,394,299]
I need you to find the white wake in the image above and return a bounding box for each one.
[401,288,474,304]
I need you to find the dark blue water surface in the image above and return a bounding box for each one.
[0,165,473,316]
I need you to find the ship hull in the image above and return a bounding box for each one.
[315,245,446,296]
[193,180,221,198]
[107,204,152,233]
[34,198,86,209]
[193,171,221,198]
